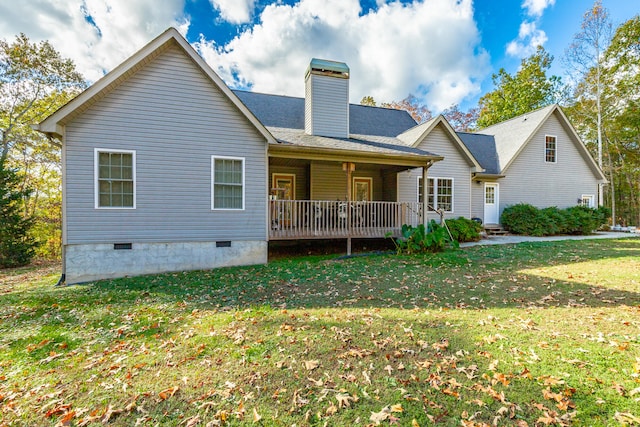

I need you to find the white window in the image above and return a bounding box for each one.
[212,156,244,210]
[95,149,136,209]
[545,135,557,163]
[417,176,454,212]
[579,194,595,208]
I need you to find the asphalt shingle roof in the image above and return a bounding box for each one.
[233,90,418,137]
[268,127,441,158]
[456,132,500,175]
[477,104,556,172]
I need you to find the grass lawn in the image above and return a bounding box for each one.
[1,238,639,426]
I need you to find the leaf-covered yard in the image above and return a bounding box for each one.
[1,238,639,426]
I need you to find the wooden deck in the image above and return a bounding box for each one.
[269,200,422,240]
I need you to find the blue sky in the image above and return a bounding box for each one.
[0,0,637,112]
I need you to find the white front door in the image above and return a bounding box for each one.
[483,183,500,224]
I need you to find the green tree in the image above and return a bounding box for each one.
[0,159,38,267]
[360,95,377,106]
[477,46,565,129]
[1,33,85,162]
[601,16,640,225]
[1,33,85,259]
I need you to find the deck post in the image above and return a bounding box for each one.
[343,162,355,255]
[422,165,429,227]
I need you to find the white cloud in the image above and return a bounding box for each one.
[0,0,188,82]
[195,0,489,111]
[506,0,553,58]
[506,20,548,57]
[0,0,488,111]
[210,0,255,24]
[522,0,555,17]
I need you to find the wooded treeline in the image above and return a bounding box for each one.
[1,2,638,266]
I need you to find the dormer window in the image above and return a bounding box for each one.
[545,135,557,163]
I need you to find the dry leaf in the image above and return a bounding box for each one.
[390,403,403,413]
[370,407,391,425]
[304,360,320,371]
[336,393,356,409]
[159,386,179,400]
[252,408,262,423]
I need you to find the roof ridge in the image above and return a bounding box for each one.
[480,103,557,131]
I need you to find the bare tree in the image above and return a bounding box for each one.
[563,1,613,211]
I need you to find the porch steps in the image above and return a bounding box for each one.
[484,224,508,236]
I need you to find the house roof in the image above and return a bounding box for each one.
[456,132,501,175]
[36,28,276,144]
[233,90,418,138]
[268,127,443,166]
[397,116,483,172]
[477,104,556,173]
[476,104,606,181]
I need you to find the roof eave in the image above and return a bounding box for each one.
[268,143,443,167]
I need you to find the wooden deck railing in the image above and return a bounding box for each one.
[269,200,422,240]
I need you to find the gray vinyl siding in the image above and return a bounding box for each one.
[64,44,267,244]
[304,74,349,138]
[397,125,472,220]
[310,161,383,201]
[498,113,599,216]
[471,182,484,220]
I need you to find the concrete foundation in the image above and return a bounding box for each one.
[64,240,267,284]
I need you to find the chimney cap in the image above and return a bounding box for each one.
[306,58,349,79]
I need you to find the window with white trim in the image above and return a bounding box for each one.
[95,149,135,209]
[417,176,454,212]
[545,135,557,163]
[579,194,595,208]
[212,156,244,210]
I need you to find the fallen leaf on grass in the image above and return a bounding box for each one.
[370,407,391,424]
[304,360,320,371]
[159,386,180,400]
[252,408,262,422]
[40,351,64,364]
[182,415,200,426]
[54,410,75,427]
[614,412,640,425]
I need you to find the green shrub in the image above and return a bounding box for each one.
[445,217,482,242]
[389,221,458,255]
[500,203,549,236]
[501,203,610,236]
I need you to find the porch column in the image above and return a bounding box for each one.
[422,165,429,227]
[343,162,355,255]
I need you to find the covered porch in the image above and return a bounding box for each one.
[267,135,442,246]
